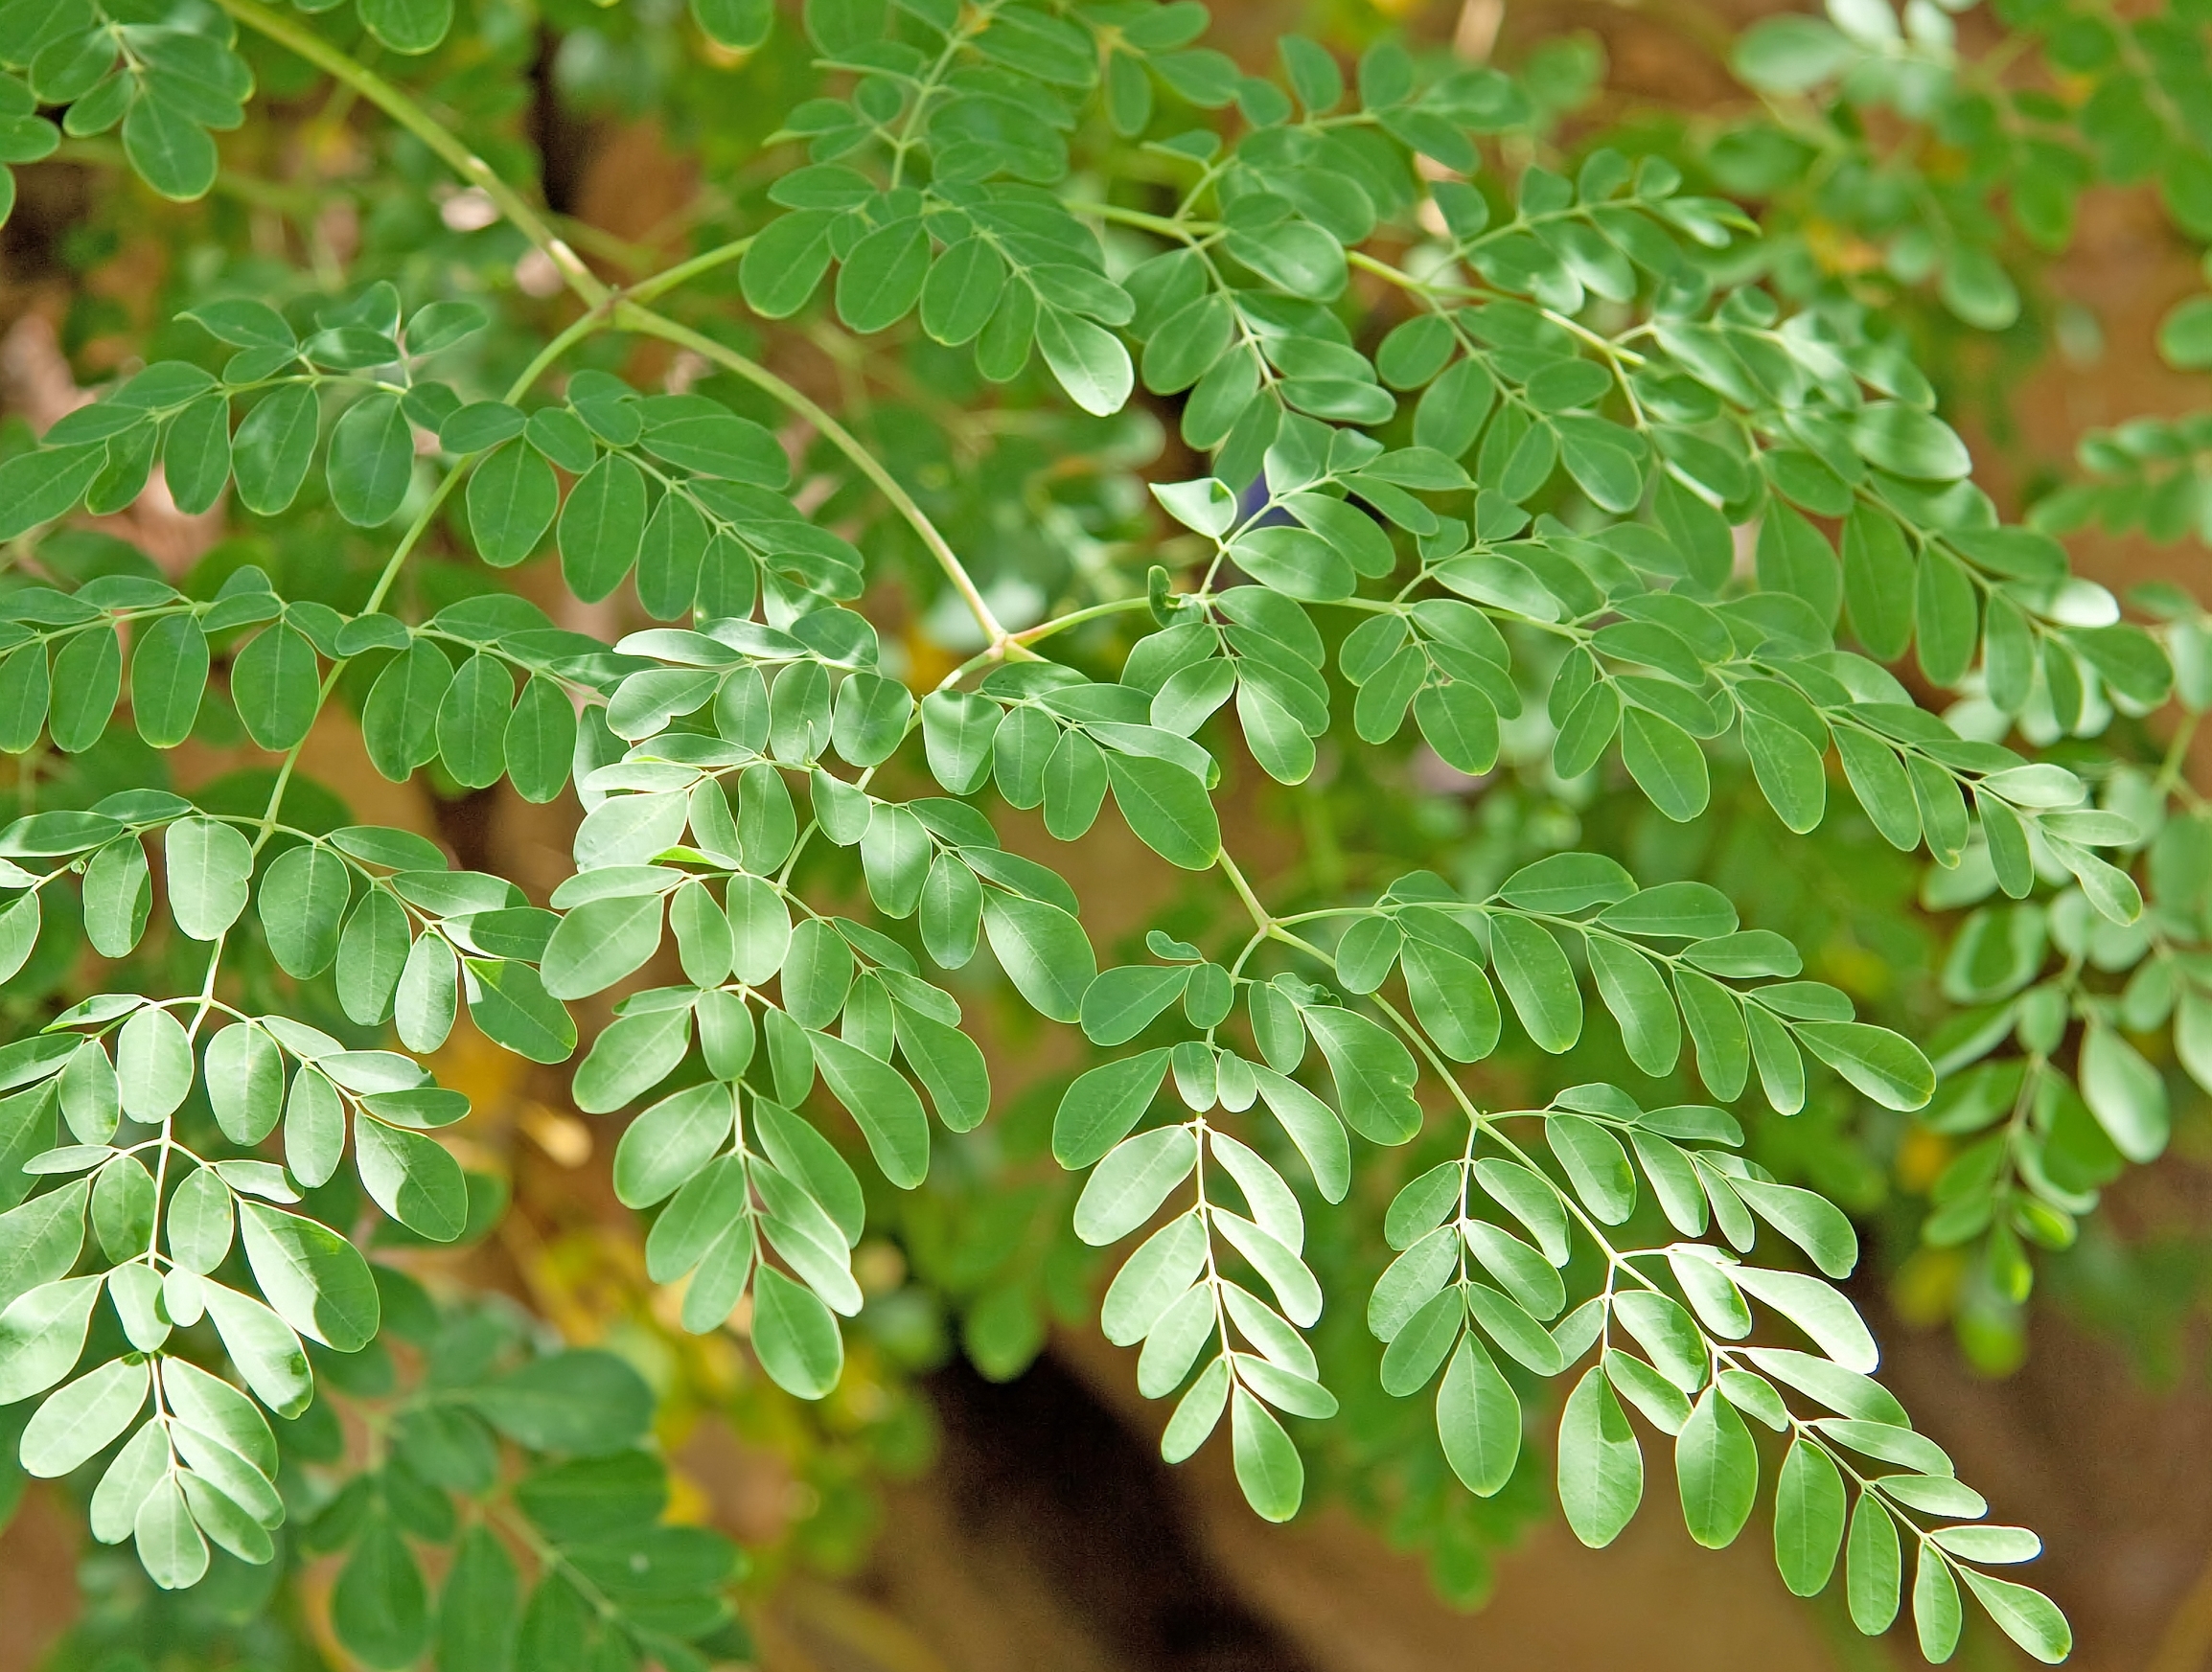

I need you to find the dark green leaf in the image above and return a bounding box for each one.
[981,891,1094,1022]
[469,443,559,568]
[327,393,414,526]
[230,384,319,515]
[559,454,647,602]
[230,626,320,751]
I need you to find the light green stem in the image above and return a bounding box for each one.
[622,236,755,306]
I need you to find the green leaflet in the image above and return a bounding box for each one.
[810,1030,929,1187]
[860,803,931,917]
[559,454,648,602]
[116,1005,194,1121]
[1958,1569,2071,1663]
[1792,1021,1936,1112]
[1436,1335,1520,1496]
[396,933,458,1051]
[362,640,453,781]
[505,676,576,803]
[1081,964,1190,1045]
[922,691,1000,794]
[749,1267,843,1398]
[0,1275,103,1404]
[2078,1020,2168,1162]
[231,626,320,751]
[1756,504,1841,625]
[1741,713,1827,834]
[1774,1438,1847,1596]
[165,816,251,941]
[327,393,415,525]
[1557,1365,1643,1548]
[1301,1006,1420,1144]
[166,1165,233,1272]
[1487,915,1582,1052]
[258,843,350,978]
[1548,1114,1637,1223]
[0,1180,89,1311]
[1037,307,1135,417]
[1915,1546,1964,1663]
[130,615,209,747]
[921,237,1006,345]
[337,887,411,1025]
[1043,728,1107,836]
[133,1477,209,1591]
[1105,752,1219,869]
[780,917,851,1026]
[891,1001,990,1132]
[1840,502,1917,662]
[1587,937,1679,1074]
[0,446,104,540]
[1074,1126,1197,1246]
[1674,1387,1758,1548]
[1847,1492,1902,1634]
[1731,1176,1857,1277]
[199,1282,312,1418]
[22,1357,147,1478]
[93,1157,156,1263]
[436,1525,519,1672]
[230,383,319,515]
[981,891,1094,1023]
[1621,705,1710,821]
[355,1118,469,1241]
[1229,1384,1303,1522]
[836,218,930,335]
[0,642,50,751]
[1731,1266,1878,1372]
[48,625,119,752]
[611,1081,731,1207]
[438,653,514,789]
[469,442,559,567]
[467,960,577,1063]
[742,211,838,318]
[637,491,710,619]
[333,1519,430,1668]
[0,889,37,983]
[752,1100,863,1246]
[360,0,454,54]
[238,1201,380,1351]
[1055,1048,1171,1170]
[541,891,664,1000]
[572,1006,690,1113]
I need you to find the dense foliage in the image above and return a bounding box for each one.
[3,0,2209,1662]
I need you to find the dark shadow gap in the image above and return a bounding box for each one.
[925,1352,1323,1672]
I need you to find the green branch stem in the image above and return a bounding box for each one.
[1215,849,1274,938]
[621,236,755,306]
